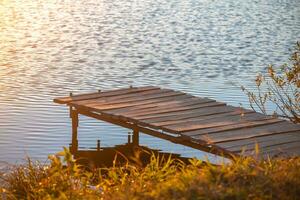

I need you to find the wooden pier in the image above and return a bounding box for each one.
[54,86,300,159]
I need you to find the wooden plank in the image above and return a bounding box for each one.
[74,91,187,111]
[164,112,268,133]
[183,118,283,138]
[251,148,300,159]
[54,86,160,104]
[76,104,225,133]
[82,102,227,135]
[221,131,300,153]
[267,145,300,157]
[217,131,300,149]
[111,108,235,135]
[263,141,300,152]
[248,141,300,157]
[73,94,194,118]
[101,102,228,135]
[150,109,254,126]
[250,144,300,158]
[106,98,215,115]
[215,127,300,148]
[136,106,246,122]
[195,121,300,144]
[95,105,232,135]
[114,101,226,119]
[71,88,177,106]
[103,95,202,114]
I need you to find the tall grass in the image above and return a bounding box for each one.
[1,147,300,200]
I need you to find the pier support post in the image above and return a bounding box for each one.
[128,132,131,144]
[71,108,78,153]
[97,140,101,151]
[132,128,139,146]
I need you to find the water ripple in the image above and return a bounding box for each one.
[0,0,299,163]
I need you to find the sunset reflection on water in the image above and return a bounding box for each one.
[0,0,299,163]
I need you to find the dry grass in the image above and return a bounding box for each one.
[1,147,300,200]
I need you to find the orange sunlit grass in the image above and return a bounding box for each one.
[1,147,300,199]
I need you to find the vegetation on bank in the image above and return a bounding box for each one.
[0,148,300,200]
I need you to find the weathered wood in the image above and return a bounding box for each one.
[97,140,101,151]
[113,102,226,119]
[244,140,300,157]
[71,109,79,153]
[97,94,196,114]
[77,91,187,111]
[131,112,265,135]
[97,102,227,135]
[133,128,139,146]
[267,144,300,157]
[72,89,179,106]
[217,131,300,149]
[150,109,254,126]
[183,118,283,137]
[134,105,241,121]
[54,86,300,159]
[105,97,215,115]
[129,109,251,134]
[98,96,199,115]
[189,121,300,143]
[164,112,268,133]
[220,131,300,153]
[54,86,160,104]
[74,107,235,158]
[107,99,216,115]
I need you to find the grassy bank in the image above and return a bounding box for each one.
[1,148,300,200]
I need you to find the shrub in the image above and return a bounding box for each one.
[242,42,300,123]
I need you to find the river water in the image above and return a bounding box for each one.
[0,0,299,163]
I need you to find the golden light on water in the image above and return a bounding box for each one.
[0,0,88,98]
[0,0,49,68]
[0,0,41,96]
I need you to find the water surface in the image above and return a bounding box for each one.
[0,0,299,163]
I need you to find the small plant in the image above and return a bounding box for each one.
[242,42,300,123]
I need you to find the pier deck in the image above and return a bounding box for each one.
[54,86,300,159]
